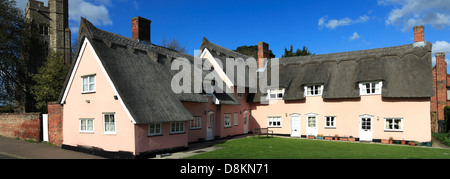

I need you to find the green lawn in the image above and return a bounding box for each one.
[186,137,450,159]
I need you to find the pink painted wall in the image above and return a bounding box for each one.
[134,123,188,154]
[183,87,252,143]
[251,95,432,142]
[62,40,136,153]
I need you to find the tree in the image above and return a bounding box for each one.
[282,45,314,58]
[234,45,276,59]
[31,52,69,112]
[0,0,24,106]
[160,34,187,53]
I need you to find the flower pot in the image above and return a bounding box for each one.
[381,139,389,144]
[409,142,417,146]
[324,136,333,140]
[401,140,406,145]
[348,138,356,142]
[340,137,348,141]
[307,136,315,139]
[316,136,324,140]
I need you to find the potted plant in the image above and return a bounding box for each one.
[334,134,339,140]
[307,135,315,139]
[324,136,333,140]
[316,134,324,140]
[340,136,348,141]
[348,136,356,142]
[381,139,389,144]
[389,137,394,144]
[401,139,406,145]
[409,141,417,146]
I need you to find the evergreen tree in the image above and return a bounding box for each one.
[282,45,314,58]
[31,52,69,112]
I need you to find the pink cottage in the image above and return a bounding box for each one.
[58,17,433,158]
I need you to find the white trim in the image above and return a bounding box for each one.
[200,48,234,88]
[359,81,383,96]
[384,118,404,132]
[268,116,282,128]
[148,123,162,136]
[103,113,116,135]
[324,116,336,129]
[304,85,323,97]
[79,118,94,133]
[60,38,137,124]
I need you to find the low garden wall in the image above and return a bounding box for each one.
[0,113,42,141]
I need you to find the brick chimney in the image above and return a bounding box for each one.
[434,52,447,132]
[132,16,151,43]
[258,42,269,68]
[414,25,424,43]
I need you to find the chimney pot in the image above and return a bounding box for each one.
[132,16,151,43]
[258,42,269,68]
[414,25,424,43]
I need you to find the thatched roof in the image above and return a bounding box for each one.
[252,42,434,102]
[59,18,214,124]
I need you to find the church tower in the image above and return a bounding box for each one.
[48,0,71,64]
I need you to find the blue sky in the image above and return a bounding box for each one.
[15,0,450,63]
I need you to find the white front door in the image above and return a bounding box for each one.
[206,113,214,141]
[360,115,373,141]
[306,114,318,137]
[243,111,249,134]
[290,114,301,137]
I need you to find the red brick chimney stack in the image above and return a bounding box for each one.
[434,52,447,131]
[132,16,151,43]
[414,25,425,43]
[258,42,269,68]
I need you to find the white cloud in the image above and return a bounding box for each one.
[349,32,361,41]
[69,0,113,26]
[378,0,450,31]
[431,41,450,66]
[318,15,370,30]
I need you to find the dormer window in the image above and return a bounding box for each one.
[268,88,285,100]
[305,85,323,96]
[359,81,382,95]
[82,74,96,93]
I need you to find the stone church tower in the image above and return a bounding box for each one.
[25,0,71,64]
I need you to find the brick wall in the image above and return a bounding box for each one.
[431,52,447,133]
[47,102,63,145]
[0,113,42,141]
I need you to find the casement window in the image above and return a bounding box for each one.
[148,123,162,136]
[359,81,382,95]
[268,116,282,128]
[80,118,94,133]
[103,113,116,134]
[234,112,239,126]
[82,75,96,93]
[268,89,285,100]
[305,85,323,96]
[385,118,403,132]
[325,116,336,128]
[190,116,201,129]
[224,114,232,128]
[170,122,185,134]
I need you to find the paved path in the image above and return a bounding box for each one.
[0,136,104,159]
[1,135,449,159]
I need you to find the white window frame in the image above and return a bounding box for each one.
[384,118,403,132]
[79,118,94,133]
[190,116,202,129]
[170,122,185,134]
[306,113,317,128]
[305,85,323,97]
[359,81,382,96]
[148,123,162,136]
[325,116,336,129]
[224,113,232,128]
[103,113,116,135]
[268,116,282,128]
[267,88,285,100]
[82,75,96,93]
